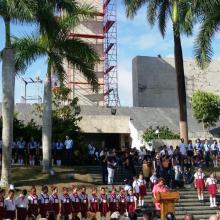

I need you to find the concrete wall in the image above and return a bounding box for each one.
[133,56,220,107]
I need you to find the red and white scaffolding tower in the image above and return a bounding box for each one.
[66,0,120,107]
[103,0,120,106]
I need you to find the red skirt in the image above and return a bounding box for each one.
[139,185,147,196]
[118,202,126,215]
[51,203,60,215]
[90,202,99,213]
[61,203,72,215]
[17,208,27,220]
[208,184,218,196]
[127,202,135,213]
[6,210,16,220]
[109,202,117,212]
[28,204,39,217]
[196,179,205,189]
[0,206,5,219]
[99,202,108,214]
[81,202,88,213]
[40,203,50,217]
[72,202,81,213]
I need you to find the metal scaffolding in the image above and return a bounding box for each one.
[103,0,120,106]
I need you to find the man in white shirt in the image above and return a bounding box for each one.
[64,136,74,166]
[179,138,187,157]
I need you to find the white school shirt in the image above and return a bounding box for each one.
[137,179,146,187]
[64,139,73,149]
[70,193,80,202]
[204,143,210,152]
[17,141,26,149]
[28,195,38,205]
[206,177,217,186]
[132,180,139,193]
[28,141,38,149]
[88,194,99,203]
[5,198,16,211]
[60,194,71,203]
[211,144,219,151]
[126,195,137,202]
[56,142,64,150]
[150,175,158,184]
[38,193,50,204]
[15,195,29,208]
[194,172,205,180]
[179,143,187,155]
[167,148,174,156]
[108,193,118,202]
[49,194,60,204]
[117,194,126,203]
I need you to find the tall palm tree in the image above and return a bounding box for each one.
[124,0,193,142]
[13,9,99,173]
[193,0,220,68]
[0,0,33,187]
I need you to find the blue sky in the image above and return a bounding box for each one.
[1,0,220,106]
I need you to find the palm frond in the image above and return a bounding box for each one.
[147,0,159,26]
[158,0,169,38]
[124,0,148,18]
[194,10,220,69]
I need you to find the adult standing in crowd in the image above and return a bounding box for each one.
[107,150,117,185]
[123,151,136,181]
[99,147,107,185]
[179,138,187,162]
[64,136,74,166]
[204,139,211,167]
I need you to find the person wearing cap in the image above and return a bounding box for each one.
[5,190,16,220]
[15,189,28,220]
[152,178,169,213]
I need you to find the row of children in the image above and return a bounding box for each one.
[194,168,218,207]
[0,181,147,220]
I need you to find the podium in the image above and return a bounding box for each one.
[155,192,180,220]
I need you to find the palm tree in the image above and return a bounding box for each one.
[0,0,33,187]
[124,0,193,142]
[13,7,99,173]
[193,0,220,68]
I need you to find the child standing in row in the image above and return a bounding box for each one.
[206,172,218,207]
[194,168,205,201]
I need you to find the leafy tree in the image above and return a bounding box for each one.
[123,0,194,143]
[191,90,220,128]
[13,1,99,173]
[143,126,180,142]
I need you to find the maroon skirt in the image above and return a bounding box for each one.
[139,185,147,196]
[6,210,16,220]
[28,204,39,217]
[208,184,218,196]
[40,203,50,218]
[109,202,117,212]
[61,203,72,215]
[0,207,5,220]
[90,202,99,213]
[118,202,126,215]
[99,202,109,214]
[81,202,88,213]
[50,203,60,215]
[127,202,135,213]
[195,179,205,189]
[17,208,27,220]
[72,202,81,213]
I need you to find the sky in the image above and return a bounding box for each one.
[1,1,220,106]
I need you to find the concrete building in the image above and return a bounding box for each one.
[132,56,220,107]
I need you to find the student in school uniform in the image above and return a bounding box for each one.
[126,188,137,214]
[206,172,218,208]
[0,189,5,220]
[117,188,126,216]
[194,168,205,201]
[108,187,118,215]
[60,187,72,220]
[132,176,139,201]
[28,137,38,166]
[5,190,16,220]
[15,189,28,220]
[89,187,99,215]
[17,137,26,165]
[137,174,147,207]
[79,187,88,220]
[49,186,60,220]
[55,140,64,166]
[150,172,158,190]
[99,187,108,220]
[38,185,50,218]
[70,186,81,219]
[211,140,219,168]
[27,186,39,219]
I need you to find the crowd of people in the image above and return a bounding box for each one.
[0,136,74,166]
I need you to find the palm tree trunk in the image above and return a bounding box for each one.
[42,62,52,173]
[1,19,15,187]
[173,27,188,143]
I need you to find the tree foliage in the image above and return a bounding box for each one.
[191,90,220,128]
[143,126,180,142]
